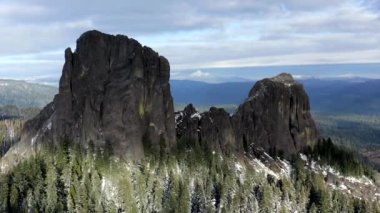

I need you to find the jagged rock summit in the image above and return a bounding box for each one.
[176,73,319,158]
[270,72,296,84]
[1,31,318,173]
[1,30,176,172]
[234,72,319,157]
[52,30,176,158]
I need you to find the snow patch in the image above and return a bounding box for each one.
[235,162,246,183]
[346,176,374,186]
[250,158,279,179]
[279,159,292,177]
[263,152,273,160]
[101,178,119,205]
[339,183,348,190]
[191,112,201,119]
[31,133,39,146]
[47,121,52,130]
[175,112,183,121]
[235,162,243,172]
[299,153,308,161]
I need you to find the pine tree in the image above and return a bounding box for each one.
[45,157,59,212]
[259,183,273,213]
[178,178,190,213]
[89,168,104,212]
[191,181,205,213]
[118,169,138,213]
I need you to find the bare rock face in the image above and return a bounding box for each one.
[233,73,319,157]
[2,31,176,167]
[175,104,236,153]
[176,73,319,158]
[175,104,200,142]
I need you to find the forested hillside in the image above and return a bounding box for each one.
[0,79,56,109]
[0,140,378,212]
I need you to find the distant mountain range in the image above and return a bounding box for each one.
[0,77,378,116]
[0,79,57,109]
[171,78,380,114]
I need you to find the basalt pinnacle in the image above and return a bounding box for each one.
[176,73,319,158]
[2,30,177,168]
[233,73,319,157]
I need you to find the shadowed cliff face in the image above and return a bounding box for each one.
[1,30,176,171]
[52,30,176,158]
[233,73,319,157]
[176,73,319,158]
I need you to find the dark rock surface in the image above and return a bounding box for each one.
[3,30,176,163]
[233,73,319,157]
[1,31,318,173]
[176,73,319,157]
[175,104,236,153]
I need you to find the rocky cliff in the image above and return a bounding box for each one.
[1,31,176,172]
[1,32,318,174]
[52,30,176,158]
[233,73,319,157]
[175,104,236,154]
[176,73,319,158]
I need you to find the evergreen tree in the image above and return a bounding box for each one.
[45,156,59,212]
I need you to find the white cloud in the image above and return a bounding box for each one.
[0,2,48,16]
[189,70,211,78]
[293,75,310,79]
[0,0,379,81]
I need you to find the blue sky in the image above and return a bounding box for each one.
[0,0,379,83]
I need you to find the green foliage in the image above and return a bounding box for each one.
[0,138,378,212]
[0,79,56,109]
[307,138,374,178]
[314,113,380,147]
[0,118,23,156]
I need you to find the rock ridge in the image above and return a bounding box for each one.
[1,30,177,172]
[176,73,319,158]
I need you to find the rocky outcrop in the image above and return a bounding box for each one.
[1,31,318,173]
[233,73,318,157]
[1,30,176,172]
[50,30,176,158]
[176,73,319,158]
[175,104,236,153]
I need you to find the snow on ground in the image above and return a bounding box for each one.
[250,158,280,179]
[309,159,375,187]
[235,162,243,172]
[278,159,292,177]
[263,152,273,160]
[299,153,307,161]
[31,133,39,146]
[175,112,183,121]
[339,183,348,190]
[101,177,120,206]
[346,176,374,186]
[175,112,184,125]
[235,162,246,183]
[191,112,202,119]
[299,154,378,201]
